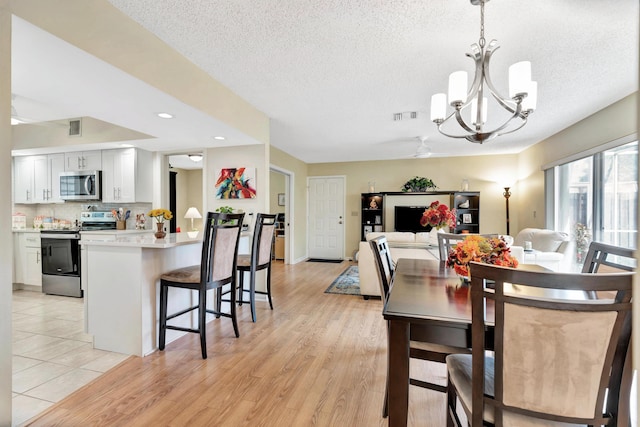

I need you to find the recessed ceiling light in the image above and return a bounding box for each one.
[213,136,225,140]
[157,112,174,119]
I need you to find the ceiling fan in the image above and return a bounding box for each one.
[11,93,68,127]
[413,136,432,158]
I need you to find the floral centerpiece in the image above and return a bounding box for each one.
[148,208,173,238]
[420,201,456,231]
[446,235,519,278]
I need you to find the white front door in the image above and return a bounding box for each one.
[308,176,345,259]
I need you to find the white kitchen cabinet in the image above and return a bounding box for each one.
[34,154,65,203]
[13,154,65,204]
[14,156,34,203]
[14,233,42,288]
[64,151,102,171]
[101,148,152,203]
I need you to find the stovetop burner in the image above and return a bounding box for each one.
[79,211,117,231]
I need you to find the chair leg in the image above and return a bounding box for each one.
[214,286,222,318]
[266,264,273,310]
[237,270,245,306]
[446,373,457,427]
[249,269,257,322]
[199,289,207,359]
[159,282,168,351]
[382,377,389,418]
[230,282,240,337]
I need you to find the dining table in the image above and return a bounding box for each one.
[381,258,589,427]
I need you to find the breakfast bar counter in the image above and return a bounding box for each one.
[81,232,204,356]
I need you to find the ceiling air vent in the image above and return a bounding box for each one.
[393,111,418,121]
[69,119,82,137]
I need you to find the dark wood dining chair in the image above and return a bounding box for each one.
[581,241,636,274]
[235,213,277,322]
[158,212,244,359]
[446,262,633,427]
[369,236,470,418]
[437,232,498,260]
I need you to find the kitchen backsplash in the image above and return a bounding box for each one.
[13,202,152,229]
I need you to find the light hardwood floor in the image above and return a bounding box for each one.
[25,260,449,426]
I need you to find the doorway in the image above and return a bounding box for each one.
[168,153,203,233]
[270,165,294,264]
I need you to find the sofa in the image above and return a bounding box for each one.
[358,232,439,298]
[512,228,572,271]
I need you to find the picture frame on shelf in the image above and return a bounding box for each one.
[462,213,472,224]
[278,193,285,206]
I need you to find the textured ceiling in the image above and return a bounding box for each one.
[12,1,640,163]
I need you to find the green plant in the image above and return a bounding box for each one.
[215,206,234,214]
[401,176,437,192]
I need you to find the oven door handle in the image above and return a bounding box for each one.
[40,234,81,240]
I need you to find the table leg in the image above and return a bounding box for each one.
[388,319,410,427]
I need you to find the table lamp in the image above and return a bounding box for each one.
[184,207,202,231]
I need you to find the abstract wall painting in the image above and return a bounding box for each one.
[215,167,257,199]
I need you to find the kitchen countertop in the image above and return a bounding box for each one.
[80,229,154,235]
[80,231,203,248]
[12,228,42,233]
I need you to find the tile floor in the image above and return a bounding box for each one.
[11,290,130,427]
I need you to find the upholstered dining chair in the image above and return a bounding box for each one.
[446,262,633,427]
[581,241,636,274]
[158,211,244,359]
[437,232,498,260]
[235,213,277,322]
[369,235,470,418]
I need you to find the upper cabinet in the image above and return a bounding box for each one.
[101,148,153,203]
[14,154,65,204]
[65,151,102,171]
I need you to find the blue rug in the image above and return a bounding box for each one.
[324,266,360,295]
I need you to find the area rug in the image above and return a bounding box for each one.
[307,258,344,263]
[324,266,360,295]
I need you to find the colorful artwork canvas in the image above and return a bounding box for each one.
[215,167,257,199]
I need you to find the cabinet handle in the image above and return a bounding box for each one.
[26,190,30,201]
[77,157,81,169]
[118,188,121,199]
[36,251,40,263]
[113,187,117,200]
[43,189,46,200]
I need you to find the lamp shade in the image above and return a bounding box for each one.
[184,207,202,219]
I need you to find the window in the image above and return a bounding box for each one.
[548,140,638,257]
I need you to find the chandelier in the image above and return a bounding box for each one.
[430,0,537,144]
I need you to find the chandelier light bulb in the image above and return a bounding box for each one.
[508,61,532,99]
[448,71,468,105]
[522,81,538,112]
[471,97,488,125]
[430,93,447,122]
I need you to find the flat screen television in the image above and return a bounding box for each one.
[394,206,428,233]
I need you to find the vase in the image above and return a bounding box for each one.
[154,222,166,239]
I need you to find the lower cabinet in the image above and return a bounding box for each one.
[14,233,42,288]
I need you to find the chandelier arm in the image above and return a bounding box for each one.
[436,121,478,140]
[454,109,478,134]
[482,45,519,115]
[497,116,528,136]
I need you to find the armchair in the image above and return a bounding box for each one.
[512,228,572,271]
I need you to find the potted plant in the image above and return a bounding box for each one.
[401,176,437,192]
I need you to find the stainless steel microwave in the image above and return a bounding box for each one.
[59,170,101,201]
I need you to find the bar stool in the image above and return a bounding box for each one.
[236,213,277,322]
[158,211,244,359]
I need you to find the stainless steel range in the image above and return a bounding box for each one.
[41,211,117,297]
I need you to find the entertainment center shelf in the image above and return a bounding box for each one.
[360,191,480,240]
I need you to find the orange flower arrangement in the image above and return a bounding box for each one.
[420,201,456,230]
[445,235,519,278]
